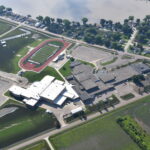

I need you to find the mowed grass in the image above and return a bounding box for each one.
[50,95,150,150]
[19,140,50,150]
[101,57,118,66]
[0,27,25,39]
[0,20,13,35]
[22,66,64,82]
[59,60,72,77]
[30,44,57,64]
[0,100,58,148]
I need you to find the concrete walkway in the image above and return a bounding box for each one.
[0,24,21,38]
[45,137,55,150]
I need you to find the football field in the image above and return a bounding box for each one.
[30,44,58,64]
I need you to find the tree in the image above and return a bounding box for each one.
[82,17,88,25]
[51,18,55,24]
[0,5,5,14]
[128,16,134,21]
[44,16,51,26]
[86,27,97,35]
[124,19,129,25]
[136,18,140,25]
[36,16,44,22]
[84,33,95,43]
[57,18,63,24]
[27,14,31,18]
[95,35,102,44]
[100,19,106,27]
[6,7,12,12]
[63,19,71,29]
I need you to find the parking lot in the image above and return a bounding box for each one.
[72,45,113,63]
[41,100,85,127]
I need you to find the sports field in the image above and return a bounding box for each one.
[50,95,150,150]
[0,99,59,149]
[30,44,58,64]
[20,39,70,72]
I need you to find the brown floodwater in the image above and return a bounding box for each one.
[0,0,150,22]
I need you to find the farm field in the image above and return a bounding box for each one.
[22,66,64,82]
[50,95,150,150]
[19,140,50,150]
[0,20,13,35]
[0,25,50,73]
[0,99,58,149]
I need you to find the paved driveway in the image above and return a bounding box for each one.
[0,79,12,106]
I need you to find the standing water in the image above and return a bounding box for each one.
[0,0,150,22]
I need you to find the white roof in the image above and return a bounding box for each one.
[65,84,79,99]
[9,85,25,96]
[41,82,65,101]
[41,76,55,86]
[24,76,55,100]
[23,99,38,106]
[54,95,67,106]
[71,107,83,114]
[63,91,74,99]
[54,80,64,85]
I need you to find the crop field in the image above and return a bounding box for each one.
[0,20,13,35]
[50,95,150,150]
[19,140,50,150]
[30,44,58,64]
[0,100,58,149]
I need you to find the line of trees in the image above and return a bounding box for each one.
[1,5,149,51]
[117,116,150,150]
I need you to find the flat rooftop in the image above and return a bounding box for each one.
[41,82,66,101]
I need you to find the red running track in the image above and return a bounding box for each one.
[19,39,70,72]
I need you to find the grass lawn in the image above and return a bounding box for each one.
[50,95,150,150]
[120,93,135,100]
[0,20,13,35]
[0,100,58,149]
[23,66,64,82]
[19,140,50,150]
[78,59,95,67]
[59,60,72,77]
[30,45,57,64]
[48,41,64,47]
[0,28,25,39]
[101,57,118,66]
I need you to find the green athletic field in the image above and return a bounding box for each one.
[30,44,58,64]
